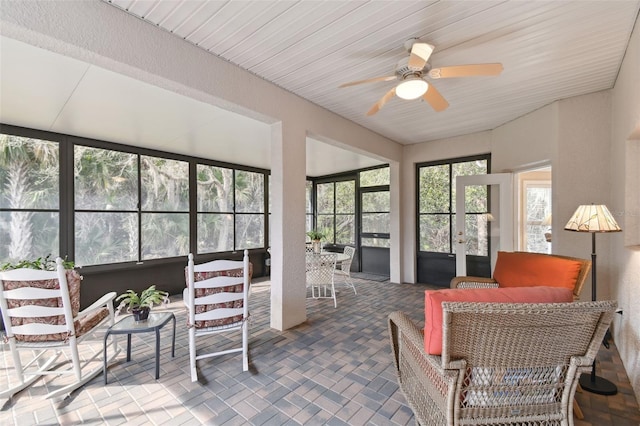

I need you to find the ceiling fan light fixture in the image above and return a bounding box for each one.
[395,78,428,100]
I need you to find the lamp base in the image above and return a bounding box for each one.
[579,374,618,395]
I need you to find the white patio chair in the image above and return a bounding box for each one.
[0,258,119,399]
[184,250,251,382]
[306,253,338,308]
[334,246,357,295]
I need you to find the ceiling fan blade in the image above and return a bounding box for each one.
[422,84,449,112]
[407,42,434,70]
[367,88,396,116]
[428,63,503,79]
[339,75,396,88]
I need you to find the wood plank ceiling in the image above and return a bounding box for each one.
[105,0,640,145]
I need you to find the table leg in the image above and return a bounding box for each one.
[171,313,176,358]
[103,331,110,385]
[155,327,161,379]
[126,334,132,362]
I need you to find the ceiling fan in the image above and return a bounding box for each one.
[339,39,503,115]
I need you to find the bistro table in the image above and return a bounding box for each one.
[103,311,176,384]
[305,251,350,263]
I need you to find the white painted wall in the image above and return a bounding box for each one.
[555,91,613,297]
[491,103,558,173]
[610,13,640,404]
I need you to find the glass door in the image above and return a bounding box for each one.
[359,186,390,276]
[416,155,490,286]
[454,173,513,276]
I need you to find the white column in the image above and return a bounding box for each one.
[270,121,307,330]
[389,160,402,284]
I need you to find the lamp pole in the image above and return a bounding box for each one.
[579,231,617,395]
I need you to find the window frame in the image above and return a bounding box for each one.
[0,124,270,272]
[312,175,356,245]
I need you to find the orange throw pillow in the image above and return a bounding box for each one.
[424,286,573,355]
[492,251,582,290]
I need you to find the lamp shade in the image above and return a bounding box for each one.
[564,204,621,233]
[396,77,428,100]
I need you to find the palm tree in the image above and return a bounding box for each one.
[0,134,58,261]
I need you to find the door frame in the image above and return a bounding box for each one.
[455,173,513,276]
[358,184,390,275]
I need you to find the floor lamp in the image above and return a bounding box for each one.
[564,204,621,395]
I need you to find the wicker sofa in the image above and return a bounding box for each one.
[388,299,616,426]
[450,251,592,300]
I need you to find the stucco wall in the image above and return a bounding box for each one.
[555,91,613,296]
[611,13,640,403]
[491,103,558,173]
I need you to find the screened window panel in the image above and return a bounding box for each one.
[0,136,59,210]
[75,212,137,266]
[197,165,234,212]
[419,165,449,213]
[197,213,234,253]
[360,167,389,187]
[235,214,264,249]
[419,214,450,253]
[141,156,189,212]
[75,146,137,210]
[362,213,390,233]
[335,181,355,214]
[141,213,189,259]
[361,237,390,248]
[306,214,314,236]
[306,181,313,214]
[268,213,271,248]
[362,192,390,212]
[335,214,355,244]
[0,211,59,263]
[317,214,334,242]
[317,183,334,214]
[235,170,264,213]
[1,135,59,263]
[268,177,273,215]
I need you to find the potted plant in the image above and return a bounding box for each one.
[306,229,325,254]
[116,285,169,322]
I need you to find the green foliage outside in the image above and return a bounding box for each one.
[1,134,266,267]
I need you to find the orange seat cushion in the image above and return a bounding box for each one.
[492,251,582,290]
[424,286,573,355]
